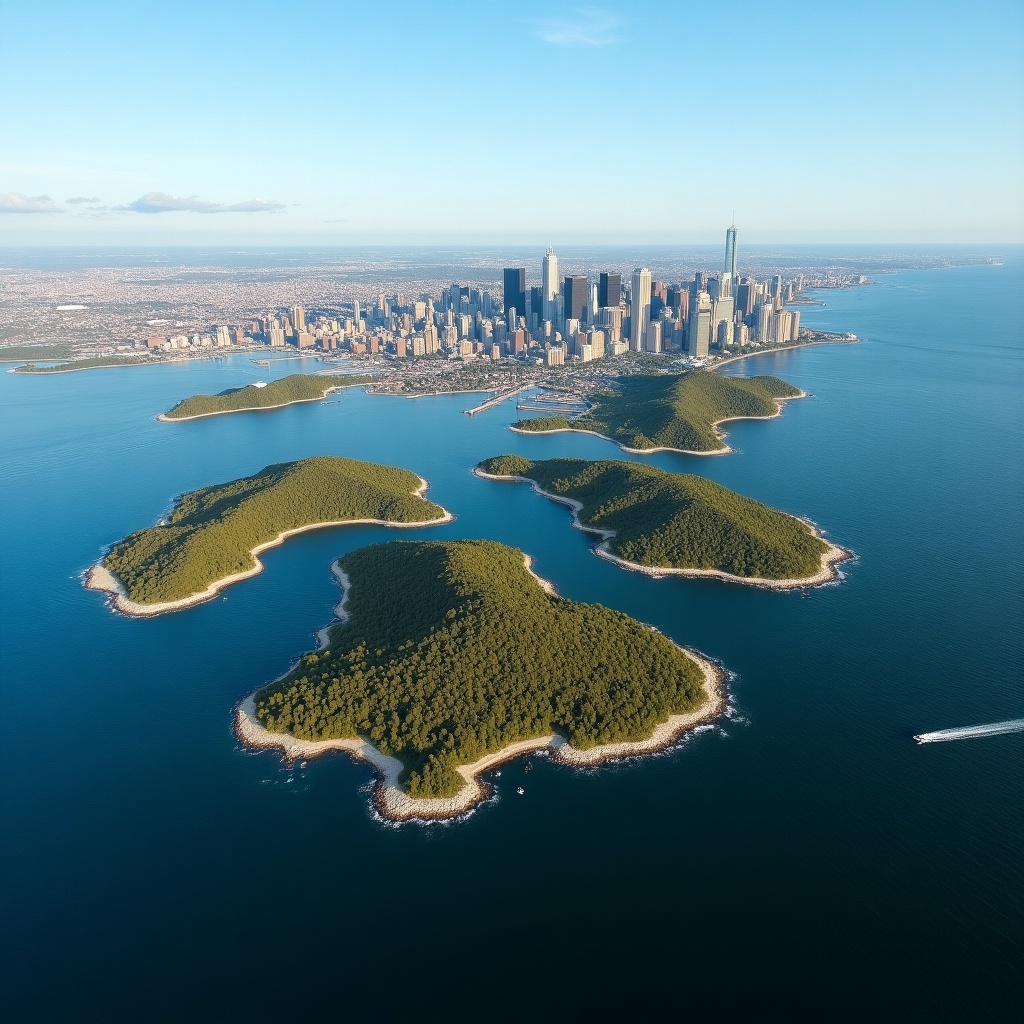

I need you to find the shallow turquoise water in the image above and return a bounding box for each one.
[1,262,1021,1021]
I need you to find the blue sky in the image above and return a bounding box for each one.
[1,0,1022,244]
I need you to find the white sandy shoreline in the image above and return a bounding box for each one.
[234,557,726,823]
[509,390,807,456]
[474,468,850,590]
[85,477,452,617]
[158,378,375,422]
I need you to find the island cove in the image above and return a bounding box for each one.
[160,372,380,420]
[512,369,804,455]
[236,540,725,822]
[476,456,850,588]
[85,457,451,616]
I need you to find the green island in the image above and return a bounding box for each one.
[477,456,844,585]
[247,539,715,808]
[513,369,803,453]
[13,355,154,373]
[87,456,449,613]
[162,372,380,420]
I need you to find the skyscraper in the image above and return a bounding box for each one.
[542,248,558,321]
[598,272,621,309]
[503,268,526,325]
[725,222,738,279]
[687,292,713,358]
[563,276,588,324]
[630,267,652,352]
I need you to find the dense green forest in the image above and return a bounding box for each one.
[254,540,707,798]
[513,415,571,432]
[13,356,152,373]
[103,457,446,604]
[164,373,379,418]
[515,371,801,452]
[478,456,829,580]
[0,344,73,362]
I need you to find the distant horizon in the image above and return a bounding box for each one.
[1,241,1021,250]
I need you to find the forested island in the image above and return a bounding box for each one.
[161,372,379,420]
[86,457,450,616]
[239,539,722,821]
[476,456,848,587]
[512,370,803,454]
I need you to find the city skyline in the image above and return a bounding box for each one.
[1,1,1022,245]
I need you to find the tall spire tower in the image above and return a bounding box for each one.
[542,246,558,322]
[724,219,738,278]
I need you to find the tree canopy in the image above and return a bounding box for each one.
[478,456,830,580]
[513,370,801,452]
[103,457,446,604]
[164,373,379,418]
[254,540,707,798]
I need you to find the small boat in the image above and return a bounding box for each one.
[517,787,525,795]
[494,770,501,778]
[299,761,308,768]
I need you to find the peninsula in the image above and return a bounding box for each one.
[12,355,154,373]
[476,456,848,587]
[238,539,724,821]
[512,369,803,454]
[161,372,379,420]
[86,457,451,616]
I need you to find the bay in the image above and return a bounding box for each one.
[0,257,1021,1022]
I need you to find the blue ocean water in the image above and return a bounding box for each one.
[1,259,1021,1022]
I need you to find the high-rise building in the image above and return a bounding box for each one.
[503,268,526,325]
[687,292,712,358]
[630,268,652,352]
[291,306,306,331]
[735,281,755,318]
[598,272,621,308]
[423,324,439,354]
[756,302,773,343]
[542,248,558,321]
[725,223,737,279]
[645,321,662,354]
[563,276,588,324]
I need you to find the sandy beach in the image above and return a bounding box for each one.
[85,477,452,617]
[509,390,807,456]
[158,378,374,422]
[474,467,850,589]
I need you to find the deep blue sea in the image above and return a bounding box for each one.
[1,259,1021,1022]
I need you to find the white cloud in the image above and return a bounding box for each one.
[0,192,61,213]
[66,196,101,204]
[533,7,620,47]
[116,192,286,214]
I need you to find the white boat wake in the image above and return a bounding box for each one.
[915,719,1024,744]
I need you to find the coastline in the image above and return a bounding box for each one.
[234,557,725,823]
[159,379,374,422]
[85,477,452,618]
[508,390,807,457]
[474,468,851,590]
[10,359,154,375]
[711,335,856,371]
